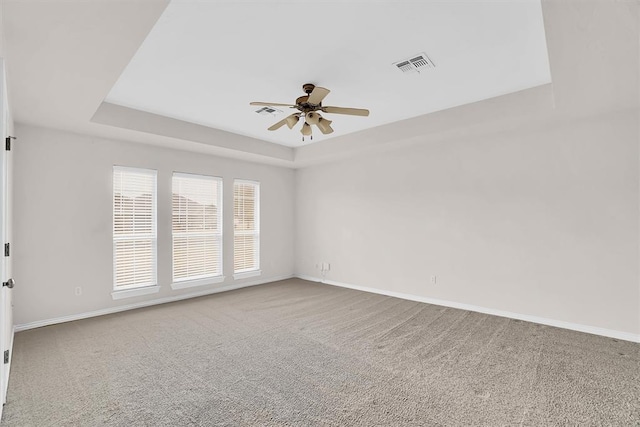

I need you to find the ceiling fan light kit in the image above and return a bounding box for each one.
[250,83,370,142]
[316,117,333,134]
[285,114,300,129]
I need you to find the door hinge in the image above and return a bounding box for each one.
[4,243,9,257]
[3,350,8,364]
[5,136,15,151]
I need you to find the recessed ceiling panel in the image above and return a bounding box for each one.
[105,0,551,147]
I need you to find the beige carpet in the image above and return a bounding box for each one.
[2,278,639,426]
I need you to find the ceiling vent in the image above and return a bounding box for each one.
[393,53,435,74]
[255,106,282,116]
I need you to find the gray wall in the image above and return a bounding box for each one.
[13,124,295,325]
[295,110,640,336]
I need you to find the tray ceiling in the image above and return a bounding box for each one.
[105,0,551,147]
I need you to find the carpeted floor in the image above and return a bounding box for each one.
[2,278,639,426]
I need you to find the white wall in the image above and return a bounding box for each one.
[0,0,5,60]
[12,124,295,325]
[11,110,640,339]
[295,110,640,337]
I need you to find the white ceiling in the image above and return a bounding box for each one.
[2,0,637,167]
[105,0,551,147]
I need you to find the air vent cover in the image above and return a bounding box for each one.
[393,52,435,74]
[255,106,282,116]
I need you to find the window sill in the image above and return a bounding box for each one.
[233,270,261,280]
[111,285,160,300]
[171,276,225,290]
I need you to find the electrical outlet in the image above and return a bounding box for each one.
[430,275,437,285]
[75,286,82,296]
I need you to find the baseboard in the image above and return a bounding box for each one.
[296,275,640,343]
[14,274,294,332]
[3,325,14,405]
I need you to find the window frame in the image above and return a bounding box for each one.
[171,172,224,288]
[112,166,158,294]
[233,179,261,279]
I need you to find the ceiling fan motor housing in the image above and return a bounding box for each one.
[295,83,325,112]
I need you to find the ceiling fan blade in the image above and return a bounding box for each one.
[250,102,297,108]
[322,106,370,116]
[306,87,330,105]
[268,114,299,131]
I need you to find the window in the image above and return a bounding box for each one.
[234,180,260,277]
[113,167,157,291]
[172,173,223,286]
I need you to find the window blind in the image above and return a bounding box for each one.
[113,167,157,289]
[234,180,260,273]
[172,173,223,282]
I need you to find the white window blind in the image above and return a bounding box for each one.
[113,167,157,290]
[234,180,260,273]
[172,173,223,282]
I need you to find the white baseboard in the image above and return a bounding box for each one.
[296,275,640,343]
[3,325,14,405]
[14,274,294,332]
[15,273,639,343]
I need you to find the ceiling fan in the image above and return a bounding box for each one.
[250,83,370,141]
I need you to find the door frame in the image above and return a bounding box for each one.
[0,57,14,414]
